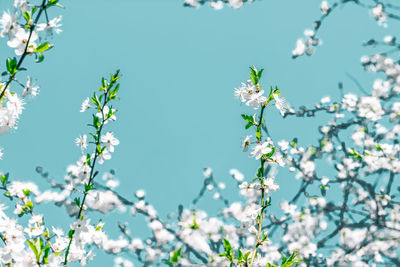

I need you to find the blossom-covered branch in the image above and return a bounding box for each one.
[63,70,121,265]
[0,0,63,158]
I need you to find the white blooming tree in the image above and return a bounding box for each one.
[1,0,400,266]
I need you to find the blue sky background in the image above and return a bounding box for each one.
[0,0,399,265]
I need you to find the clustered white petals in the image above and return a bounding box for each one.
[371,3,387,27]
[292,29,320,58]
[234,80,266,110]
[249,142,272,160]
[101,132,120,153]
[80,98,91,112]
[0,93,25,137]
[273,93,289,116]
[76,134,88,152]
[37,16,63,35]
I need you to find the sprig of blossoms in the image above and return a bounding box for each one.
[0,0,63,159]
[63,70,121,265]
[219,67,300,267]
[292,0,400,59]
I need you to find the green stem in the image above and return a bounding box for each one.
[249,103,267,267]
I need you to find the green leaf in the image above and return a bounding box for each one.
[281,254,287,264]
[244,251,251,262]
[281,250,302,267]
[249,66,256,76]
[262,232,268,241]
[34,42,53,53]
[6,57,17,75]
[25,200,34,210]
[68,229,75,239]
[265,146,275,158]
[47,0,58,5]
[190,218,199,230]
[90,93,101,108]
[84,183,93,192]
[93,115,100,129]
[0,172,9,185]
[257,68,264,80]
[250,73,257,85]
[23,11,31,24]
[74,197,80,207]
[42,243,50,264]
[36,53,44,63]
[47,0,63,7]
[22,189,31,196]
[222,238,234,261]
[264,198,271,207]
[171,248,181,263]
[86,153,92,165]
[237,249,243,261]
[290,138,297,148]
[26,237,44,262]
[27,240,39,260]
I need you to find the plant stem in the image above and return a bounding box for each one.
[249,103,267,267]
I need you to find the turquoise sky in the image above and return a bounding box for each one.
[0,0,398,265]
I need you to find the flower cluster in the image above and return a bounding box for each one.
[292,29,321,58]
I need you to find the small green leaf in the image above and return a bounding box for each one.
[264,146,275,158]
[84,183,93,192]
[0,172,9,185]
[93,115,100,129]
[6,57,18,75]
[36,53,44,63]
[68,229,75,239]
[74,197,80,207]
[290,138,297,148]
[34,42,53,53]
[23,11,31,24]
[22,189,31,196]
[42,243,50,264]
[27,240,39,259]
[90,93,101,108]
[47,0,63,7]
[264,198,271,207]
[257,68,264,80]
[245,122,253,129]
[25,200,34,210]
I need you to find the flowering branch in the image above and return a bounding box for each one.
[63,70,121,265]
[0,0,61,100]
